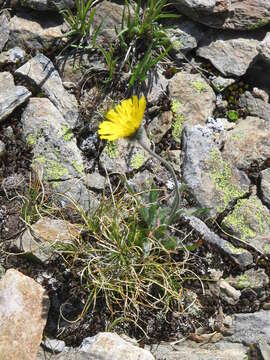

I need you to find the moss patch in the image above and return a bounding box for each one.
[46,160,69,180]
[62,125,73,141]
[26,133,38,147]
[171,99,185,143]
[104,141,120,159]
[73,160,84,175]
[191,80,207,94]
[210,149,246,212]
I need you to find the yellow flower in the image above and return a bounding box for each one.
[98,95,146,141]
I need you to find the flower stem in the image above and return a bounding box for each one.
[137,138,180,224]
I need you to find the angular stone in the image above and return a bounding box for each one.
[79,333,155,360]
[261,168,270,208]
[20,0,74,11]
[174,0,270,31]
[99,136,151,174]
[227,268,269,291]
[224,311,270,345]
[151,340,248,360]
[169,71,216,136]
[222,195,270,254]
[14,217,80,262]
[142,71,168,104]
[16,54,79,128]
[197,32,260,77]
[222,116,270,170]
[185,216,253,269]
[0,72,31,123]
[0,47,26,66]
[182,125,250,216]
[258,32,270,64]
[21,98,95,212]
[239,92,270,122]
[0,12,10,53]
[219,279,241,305]
[211,76,235,92]
[147,111,172,144]
[0,269,49,360]
[9,10,64,52]
[85,171,106,191]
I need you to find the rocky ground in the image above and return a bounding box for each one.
[1,0,270,359]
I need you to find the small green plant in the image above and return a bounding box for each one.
[59,0,103,48]
[227,110,239,122]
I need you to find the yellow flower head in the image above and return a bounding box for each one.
[98,95,146,141]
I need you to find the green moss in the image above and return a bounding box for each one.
[130,152,145,170]
[263,244,270,254]
[34,155,46,164]
[210,149,246,211]
[227,110,239,122]
[225,242,245,255]
[62,125,73,141]
[46,160,69,180]
[73,160,84,175]
[104,141,119,159]
[223,196,270,241]
[232,133,241,141]
[191,80,207,94]
[171,99,182,114]
[26,133,37,147]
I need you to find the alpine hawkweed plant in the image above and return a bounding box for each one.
[98,96,180,224]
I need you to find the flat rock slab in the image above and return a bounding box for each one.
[20,0,74,11]
[239,92,270,122]
[261,168,270,208]
[14,217,80,262]
[99,136,151,174]
[222,195,270,254]
[224,310,270,345]
[9,10,64,52]
[151,340,248,360]
[21,97,96,212]
[0,72,31,122]
[197,31,261,77]
[169,71,216,135]
[0,12,10,52]
[182,125,250,216]
[0,269,49,360]
[186,216,253,269]
[174,0,270,30]
[16,54,79,128]
[227,268,269,292]
[222,116,270,171]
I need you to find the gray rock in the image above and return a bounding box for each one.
[85,171,106,191]
[258,32,270,64]
[0,72,31,123]
[222,195,270,254]
[14,217,81,262]
[42,338,66,354]
[9,10,64,52]
[21,98,94,211]
[20,0,74,11]
[0,47,26,66]
[222,116,270,170]
[261,168,270,208]
[224,310,270,345]
[219,279,241,305]
[258,342,270,360]
[167,19,205,59]
[99,137,151,174]
[147,111,172,144]
[142,70,168,104]
[211,76,235,92]
[197,31,260,77]
[0,12,10,53]
[174,0,270,31]
[169,71,216,142]
[227,268,269,291]
[0,140,6,160]
[185,216,253,269]
[182,125,250,216]
[0,269,49,360]
[239,91,270,122]
[79,333,154,360]
[16,54,79,128]
[150,340,248,360]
